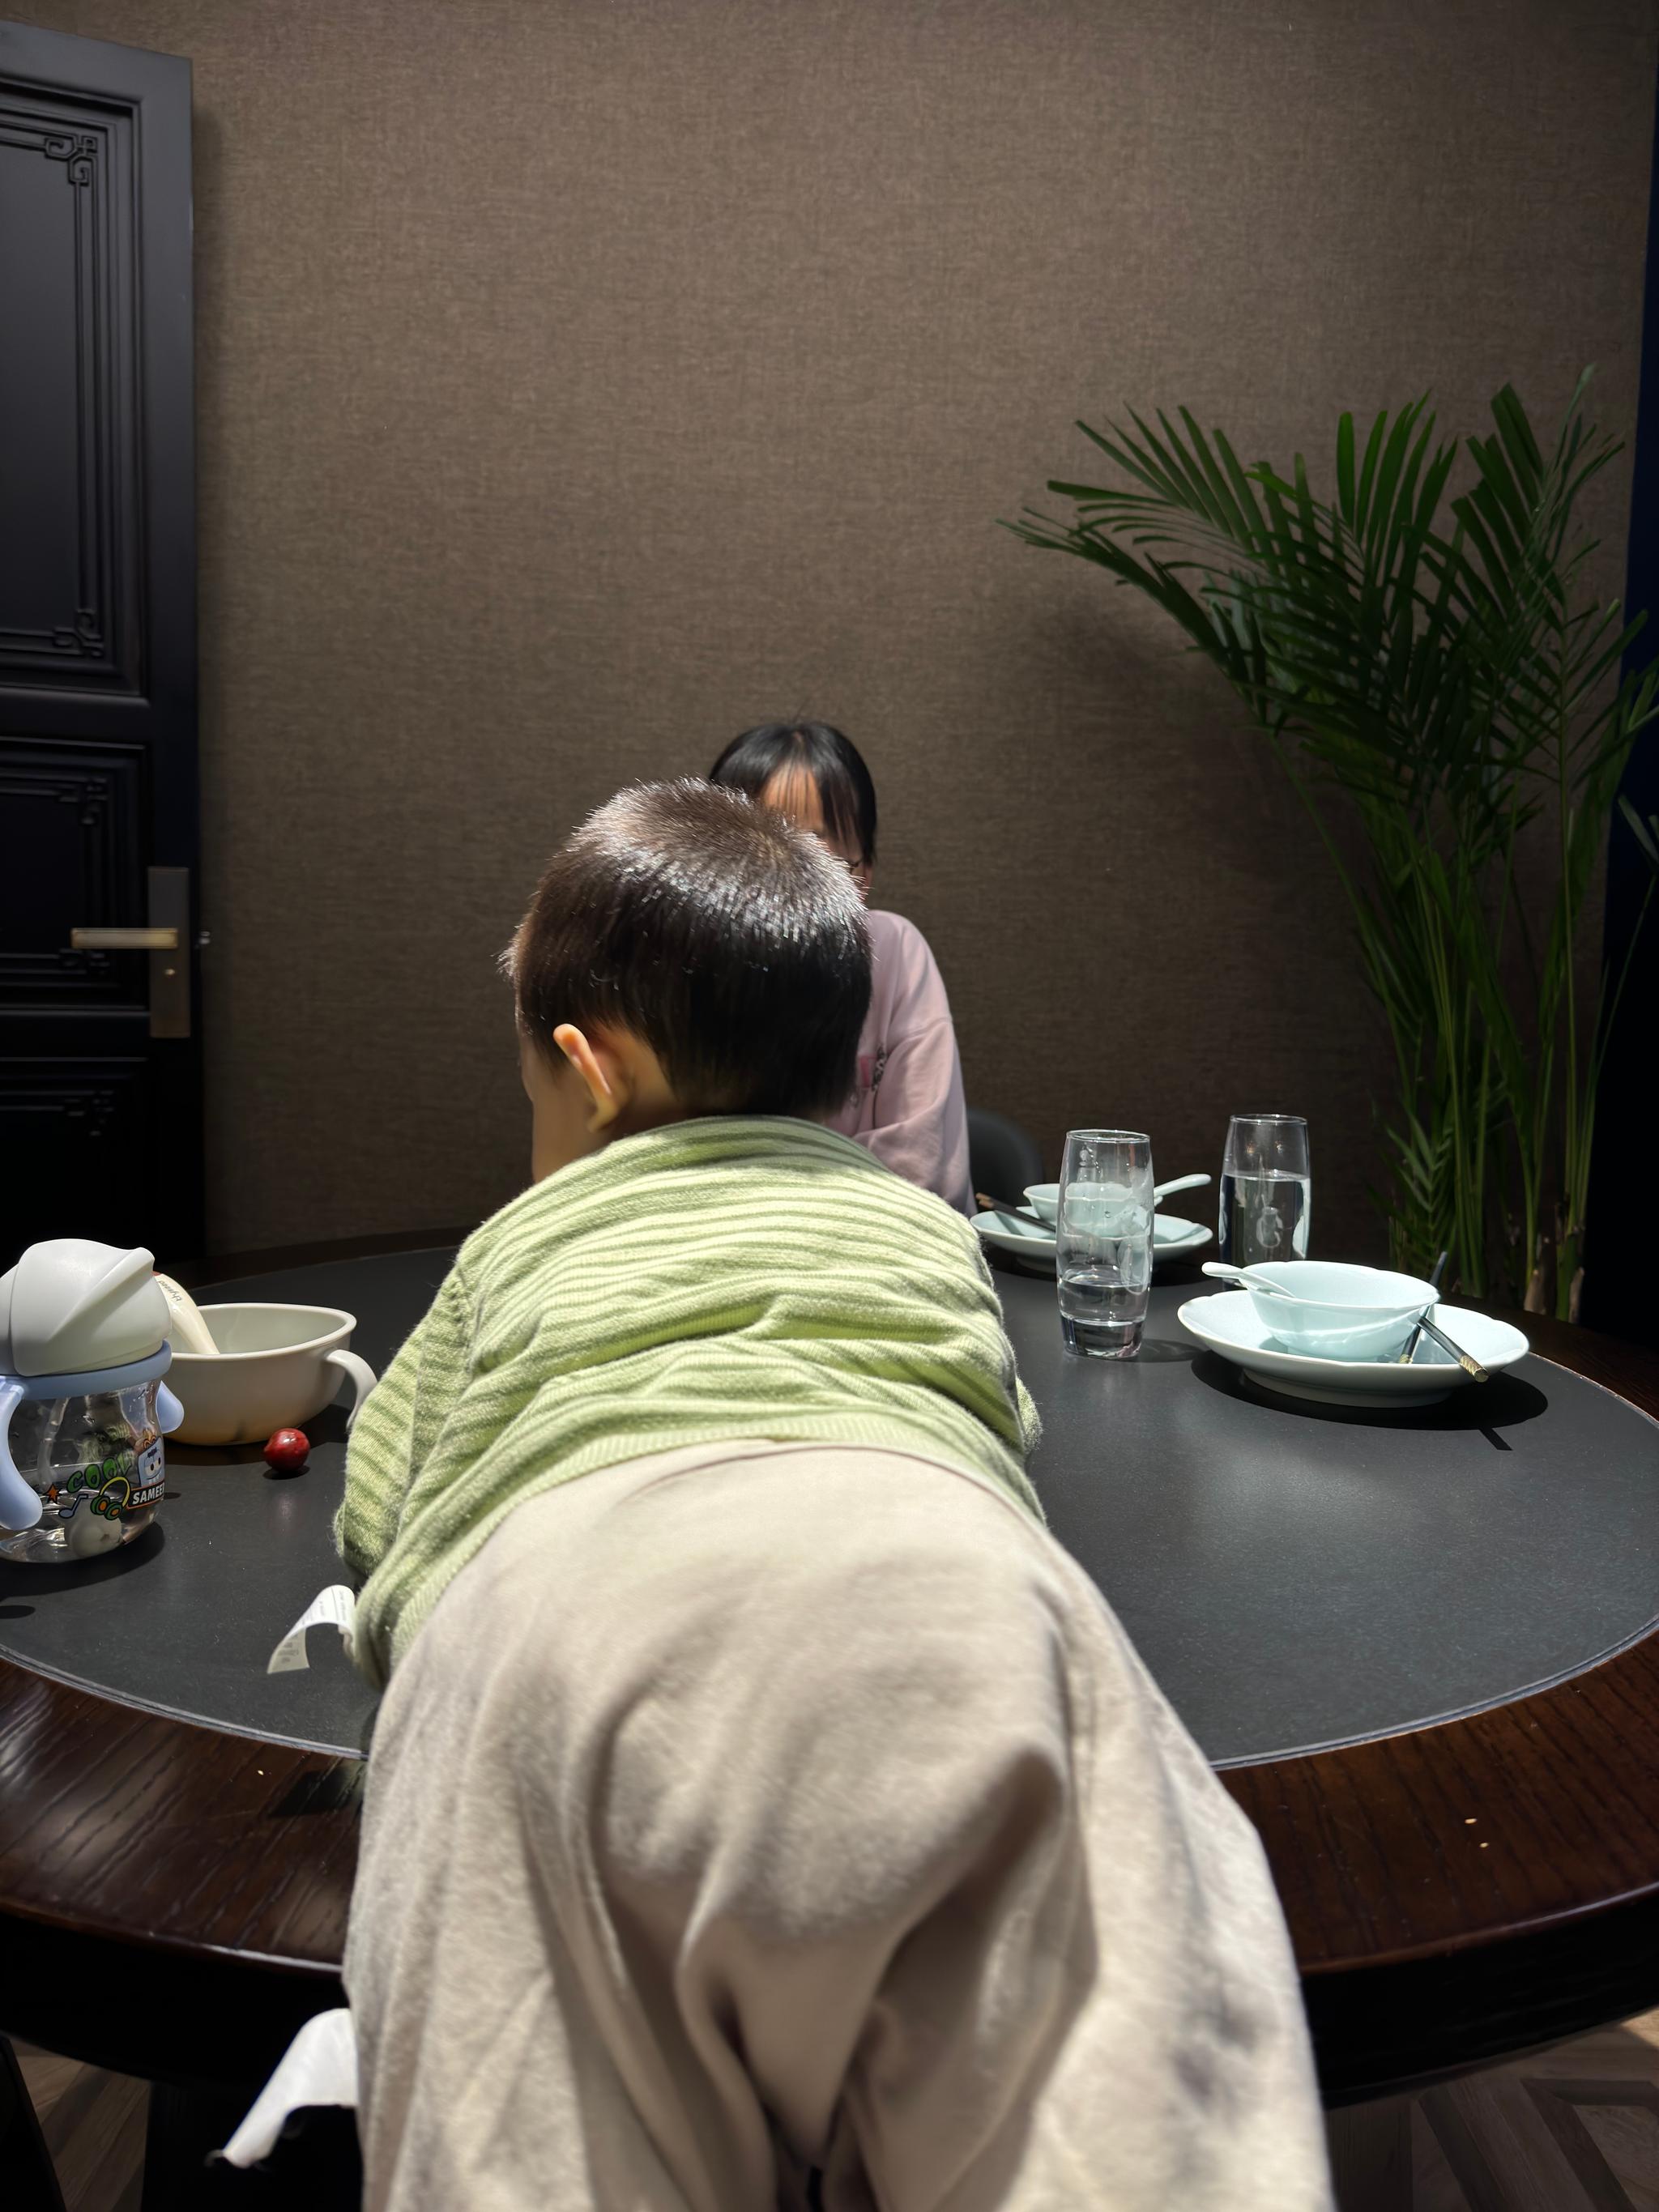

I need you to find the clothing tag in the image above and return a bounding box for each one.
[267,1584,356,1674]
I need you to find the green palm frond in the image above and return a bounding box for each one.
[1009,373,1659,1306]
[1620,795,1659,873]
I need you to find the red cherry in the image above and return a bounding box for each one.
[262,1427,310,1472]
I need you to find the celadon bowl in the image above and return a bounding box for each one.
[1024,1183,1060,1225]
[1235,1261,1440,1362]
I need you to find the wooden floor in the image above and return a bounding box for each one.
[15,2015,1659,2209]
[15,2041,146,2212]
[1327,2014,1659,2211]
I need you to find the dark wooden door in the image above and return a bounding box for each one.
[0,20,198,1272]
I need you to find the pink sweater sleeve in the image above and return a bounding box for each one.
[860,916,973,1215]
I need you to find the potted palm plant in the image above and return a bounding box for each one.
[1009,375,1657,1318]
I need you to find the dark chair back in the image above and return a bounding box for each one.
[966,1109,1043,1208]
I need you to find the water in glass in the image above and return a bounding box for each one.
[1218,1115,1311,1268]
[1218,1170,1311,1267]
[1057,1130,1154,1358]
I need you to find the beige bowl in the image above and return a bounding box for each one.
[168,1303,377,1447]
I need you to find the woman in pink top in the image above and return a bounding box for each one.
[709,723,973,1214]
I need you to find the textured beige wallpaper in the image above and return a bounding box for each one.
[24,0,1659,1255]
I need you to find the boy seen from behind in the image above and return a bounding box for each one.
[338,779,1330,2212]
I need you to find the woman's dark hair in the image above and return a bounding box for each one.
[707,722,878,866]
[506,780,870,1119]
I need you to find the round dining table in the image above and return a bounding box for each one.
[3,1231,1659,2185]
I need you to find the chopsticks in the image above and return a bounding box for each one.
[977,1193,1047,1229]
[1397,1247,1490,1380]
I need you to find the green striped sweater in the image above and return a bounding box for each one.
[337,1116,1042,1683]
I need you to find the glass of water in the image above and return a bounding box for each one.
[1218,1114,1311,1268]
[1056,1129,1154,1359]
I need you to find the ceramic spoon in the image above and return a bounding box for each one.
[1154,1173,1211,1202]
[1201,1261,1294,1297]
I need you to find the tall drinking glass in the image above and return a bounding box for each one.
[1218,1114,1311,1267]
[1056,1129,1154,1359]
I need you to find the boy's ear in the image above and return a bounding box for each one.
[552,1022,626,1132]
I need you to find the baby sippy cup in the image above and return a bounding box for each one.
[0,1241,184,1565]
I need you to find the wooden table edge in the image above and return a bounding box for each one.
[4,1239,1658,2099]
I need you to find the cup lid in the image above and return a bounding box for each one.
[0,1240,168,1379]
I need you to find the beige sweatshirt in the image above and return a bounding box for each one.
[343,1439,1333,2212]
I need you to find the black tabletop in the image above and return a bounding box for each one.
[1006,1272,1659,1762]
[2,1251,1655,1770]
[6,1239,1659,2108]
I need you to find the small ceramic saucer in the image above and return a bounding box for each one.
[972,1211,1211,1265]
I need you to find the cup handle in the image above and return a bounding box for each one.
[156,1380,186,1434]
[326,1349,378,1434]
[0,1379,44,1533]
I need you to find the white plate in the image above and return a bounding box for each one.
[1176,1291,1529,1407]
[972,1210,1211,1264]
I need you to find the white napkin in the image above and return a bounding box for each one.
[216,2007,358,2166]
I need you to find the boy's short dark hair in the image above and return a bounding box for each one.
[507,779,871,1119]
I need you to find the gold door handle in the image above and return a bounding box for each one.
[69,869,193,1038]
[70,927,180,950]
